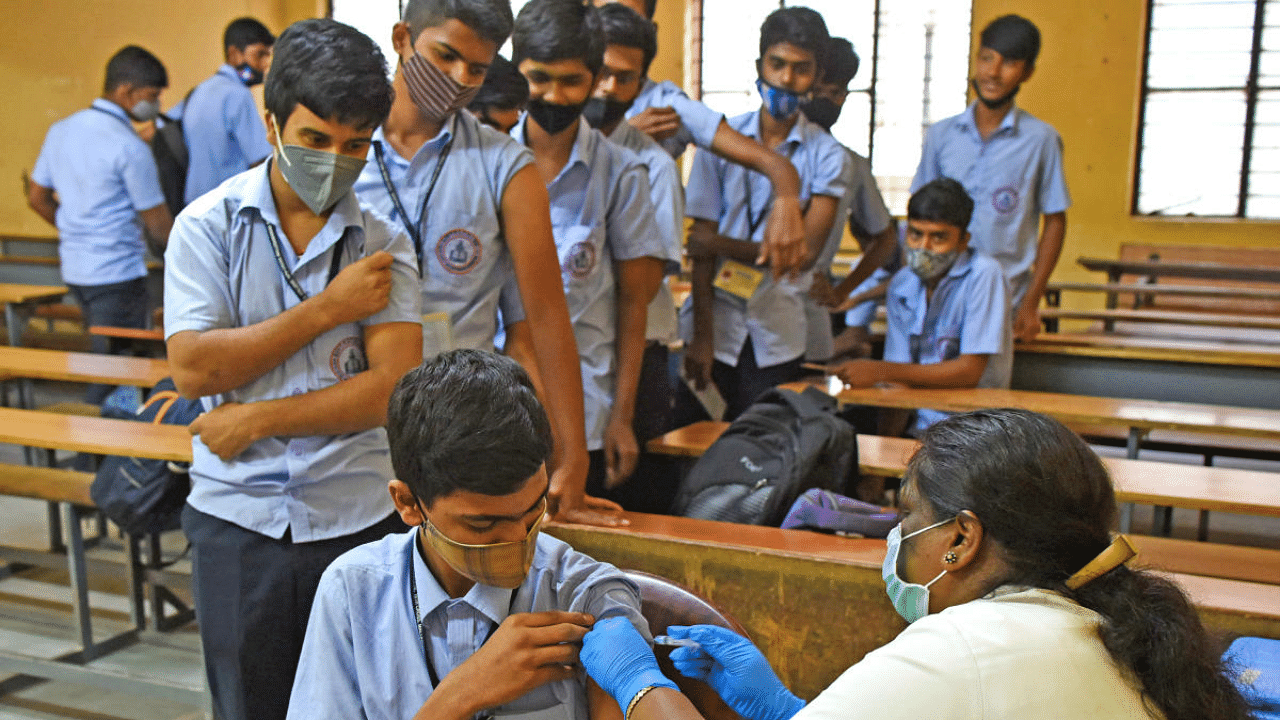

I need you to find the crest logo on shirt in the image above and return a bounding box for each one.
[330,336,368,381]
[564,241,596,279]
[435,229,482,275]
[991,185,1020,215]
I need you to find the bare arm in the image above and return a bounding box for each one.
[188,320,422,460]
[830,353,989,389]
[167,252,398,399]
[589,678,625,720]
[26,180,58,227]
[689,195,839,273]
[626,688,706,720]
[1014,212,1067,342]
[827,222,898,301]
[603,256,665,488]
[138,203,174,253]
[503,319,550,402]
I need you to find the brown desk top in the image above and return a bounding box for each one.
[0,406,191,462]
[1078,257,1280,284]
[1106,456,1280,518]
[1019,332,1280,368]
[0,283,66,305]
[0,346,168,387]
[1041,307,1280,331]
[1047,282,1280,301]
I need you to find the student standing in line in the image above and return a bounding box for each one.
[164,20,423,720]
[911,14,1069,342]
[28,46,173,403]
[181,17,275,205]
[680,6,850,421]
[466,54,529,134]
[352,0,619,526]
[509,0,674,510]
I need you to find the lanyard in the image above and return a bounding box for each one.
[742,142,798,239]
[262,219,346,303]
[373,137,454,274]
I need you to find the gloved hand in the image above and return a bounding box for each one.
[581,616,678,716]
[666,624,805,720]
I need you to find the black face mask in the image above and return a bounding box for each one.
[800,97,841,131]
[526,98,587,136]
[236,63,264,87]
[582,97,633,130]
[971,78,1019,110]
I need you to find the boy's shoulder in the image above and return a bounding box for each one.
[320,528,414,598]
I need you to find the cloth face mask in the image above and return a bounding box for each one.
[420,498,546,589]
[583,96,634,130]
[403,51,482,123]
[800,97,841,130]
[882,517,955,623]
[271,114,367,215]
[236,63,265,87]
[756,78,804,120]
[129,99,160,123]
[526,98,588,136]
[906,246,961,283]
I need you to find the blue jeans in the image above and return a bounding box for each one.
[68,277,149,404]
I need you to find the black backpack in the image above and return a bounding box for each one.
[150,88,195,217]
[91,378,202,536]
[671,386,857,526]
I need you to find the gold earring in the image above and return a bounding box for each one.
[943,550,959,564]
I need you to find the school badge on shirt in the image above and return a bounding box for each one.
[330,336,368,380]
[563,241,597,279]
[436,228,482,274]
[991,185,1020,215]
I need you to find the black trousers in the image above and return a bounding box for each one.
[674,337,806,423]
[68,277,149,404]
[182,505,405,720]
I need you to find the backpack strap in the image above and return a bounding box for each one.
[141,390,180,425]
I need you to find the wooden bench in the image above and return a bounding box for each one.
[1018,332,1280,368]
[0,283,68,348]
[1040,307,1280,332]
[0,346,168,389]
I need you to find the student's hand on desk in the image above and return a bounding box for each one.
[760,195,807,279]
[189,402,260,461]
[548,460,628,527]
[603,416,639,490]
[627,106,682,142]
[1013,302,1041,342]
[318,250,394,325]
[829,359,885,388]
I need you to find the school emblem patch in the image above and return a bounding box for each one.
[991,185,1020,215]
[435,229,482,275]
[330,336,368,381]
[564,241,597,279]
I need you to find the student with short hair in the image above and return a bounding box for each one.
[182,17,276,204]
[681,6,850,421]
[828,178,1011,436]
[467,54,529,134]
[287,349,649,720]
[353,0,614,526]
[28,45,173,404]
[164,19,423,720]
[510,0,674,500]
[911,14,1069,342]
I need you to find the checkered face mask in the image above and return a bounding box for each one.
[419,498,546,589]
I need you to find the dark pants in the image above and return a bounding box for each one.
[675,337,805,423]
[182,505,405,720]
[68,277,149,404]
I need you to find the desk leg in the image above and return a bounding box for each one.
[4,303,20,348]
[1104,271,1120,331]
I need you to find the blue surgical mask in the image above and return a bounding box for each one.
[756,78,804,120]
[882,517,955,623]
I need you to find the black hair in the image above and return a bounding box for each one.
[403,0,514,47]
[468,54,529,112]
[512,0,606,76]
[980,14,1041,68]
[819,37,859,89]
[598,2,657,75]
[907,178,974,231]
[907,409,1254,720]
[758,6,829,67]
[264,19,392,131]
[103,45,168,93]
[224,17,275,54]
[387,350,553,507]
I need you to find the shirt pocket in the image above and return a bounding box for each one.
[555,224,603,300]
[425,212,489,285]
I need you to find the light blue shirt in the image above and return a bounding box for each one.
[627,78,724,158]
[163,163,422,541]
[911,102,1071,307]
[179,65,274,204]
[882,249,1012,432]
[287,528,649,720]
[512,116,668,450]
[354,112,534,355]
[31,98,165,286]
[843,267,892,329]
[682,110,850,368]
[608,121,684,344]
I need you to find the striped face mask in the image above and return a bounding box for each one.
[403,51,482,123]
[419,498,546,589]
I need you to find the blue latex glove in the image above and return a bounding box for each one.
[666,624,805,720]
[581,616,679,716]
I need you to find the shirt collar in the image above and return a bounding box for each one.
[744,108,806,152]
[90,97,131,123]
[961,100,1021,137]
[217,64,242,83]
[372,114,456,168]
[511,114,592,181]
[238,161,365,258]
[407,528,514,627]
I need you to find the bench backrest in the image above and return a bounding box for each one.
[1118,243,1280,315]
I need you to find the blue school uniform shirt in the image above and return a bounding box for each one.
[882,248,1012,433]
[911,102,1070,307]
[287,528,649,720]
[511,116,666,450]
[682,110,850,368]
[31,98,165,286]
[163,163,422,541]
[627,78,724,158]
[354,111,533,355]
[179,65,274,204]
[608,121,685,344]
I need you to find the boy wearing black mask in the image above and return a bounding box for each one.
[164,19,423,720]
[510,0,676,502]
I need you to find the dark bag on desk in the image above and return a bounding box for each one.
[671,386,857,525]
[91,378,201,535]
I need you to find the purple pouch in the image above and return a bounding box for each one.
[780,488,900,538]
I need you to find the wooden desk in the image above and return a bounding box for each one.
[1019,333,1280,368]
[0,406,191,462]
[0,346,168,388]
[1040,307,1280,332]
[1078,257,1280,285]
[0,284,68,348]
[1047,282,1280,303]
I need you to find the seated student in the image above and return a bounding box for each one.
[827,178,1011,438]
[466,54,528,134]
[509,0,674,502]
[680,6,850,421]
[164,19,423,720]
[287,349,649,720]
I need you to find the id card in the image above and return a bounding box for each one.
[713,260,764,300]
[422,311,455,360]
